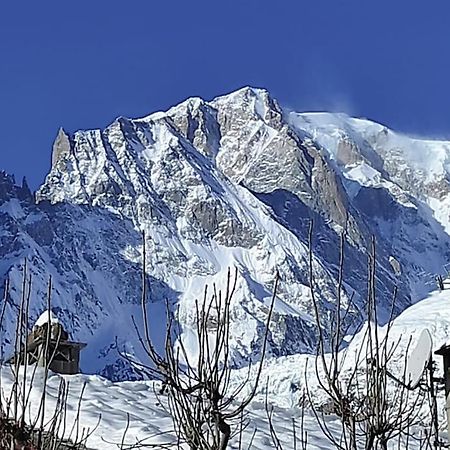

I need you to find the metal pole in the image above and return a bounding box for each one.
[428,358,441,450]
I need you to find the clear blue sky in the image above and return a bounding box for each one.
[2,0,450,188]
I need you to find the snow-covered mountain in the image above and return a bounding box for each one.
[2,87,450,379]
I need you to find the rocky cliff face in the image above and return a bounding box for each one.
[1,88,450,380]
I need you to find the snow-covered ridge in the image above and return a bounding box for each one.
[2,87,450,380]
[290,111,450,228]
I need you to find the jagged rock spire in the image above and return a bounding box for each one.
[17,176,33,202]
[52,127,73,168]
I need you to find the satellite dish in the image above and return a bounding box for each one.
[405,329,432,389]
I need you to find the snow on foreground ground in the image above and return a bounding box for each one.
[0,368,342,449]
[3,282,450,449]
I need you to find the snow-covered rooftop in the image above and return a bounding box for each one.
[33,310,61,329]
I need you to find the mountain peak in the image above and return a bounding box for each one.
[221,85,270,98]
[211,86,279,120]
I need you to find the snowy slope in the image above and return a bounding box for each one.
[3,281,450,449]
[231,281,450,411]
[290,112,450,231]
[2,88,450,380]
[0,366,346,450]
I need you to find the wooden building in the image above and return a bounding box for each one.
[8,310,86,375]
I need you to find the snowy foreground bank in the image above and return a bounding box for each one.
[3,283,450,449]
[0,367,343,449]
